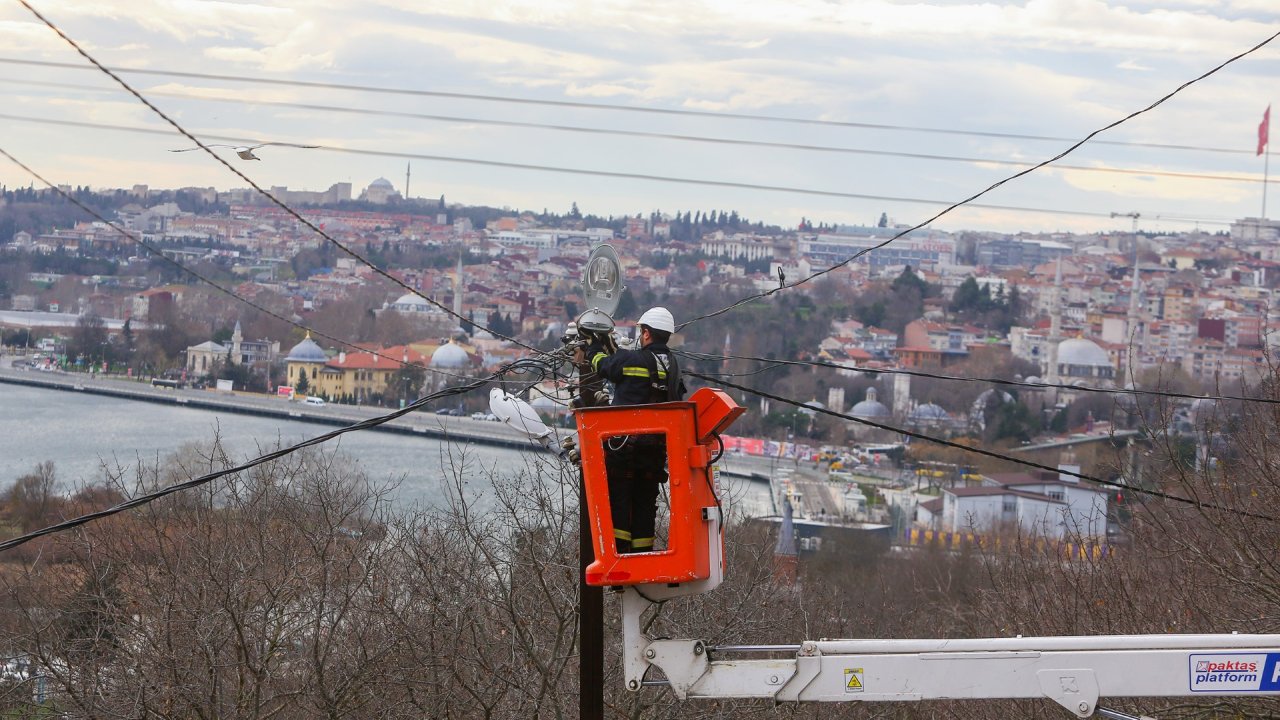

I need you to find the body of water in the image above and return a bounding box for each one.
[0,384,770,514]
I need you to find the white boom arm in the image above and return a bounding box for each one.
[621,589,1280,717]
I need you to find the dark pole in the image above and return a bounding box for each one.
[574,356,605,720]
[580,477,603,719]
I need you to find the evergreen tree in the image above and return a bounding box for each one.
[891,266,930,297]
[950,276,983,313]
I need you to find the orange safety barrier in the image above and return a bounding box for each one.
[576,388,744,587]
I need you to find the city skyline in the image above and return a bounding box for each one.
[0,0,1278,235]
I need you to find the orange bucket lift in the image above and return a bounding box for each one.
[575,388,744,594]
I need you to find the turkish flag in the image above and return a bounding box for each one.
[1258,105,1270,156]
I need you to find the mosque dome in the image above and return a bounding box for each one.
[391,293,434,312]
[285,334,327,363]
[430,341,470,369]
[798,399,824,416]
[908,403,950,422]
[1057,338,1111,368]
[1054,338,1114,383]
[850,387,890,419]
[369,177,395,189]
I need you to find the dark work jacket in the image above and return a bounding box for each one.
[590,342,686,406]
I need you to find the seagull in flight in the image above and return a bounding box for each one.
[169,142,319,161]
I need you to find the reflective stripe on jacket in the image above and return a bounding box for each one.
[593,343,682,405]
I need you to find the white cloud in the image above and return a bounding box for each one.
[1,0,1276,234]
[1117,59,1153,71]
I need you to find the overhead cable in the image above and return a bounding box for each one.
[0,361,564,554]
[677,27,1280,331]
[676,349,1280,407]
[16,0,534,354]
[0,56,1258,157]
[689,370,1275,523]
[0,76,1267,187]
[0,145,537,386]
[2,111,1237,227]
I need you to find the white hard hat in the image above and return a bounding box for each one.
[637,306,675,333]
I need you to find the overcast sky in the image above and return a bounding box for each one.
[1,0,1278,235]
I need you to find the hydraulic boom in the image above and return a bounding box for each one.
[620,589,1280,717]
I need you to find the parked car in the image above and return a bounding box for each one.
[470,411,487,421]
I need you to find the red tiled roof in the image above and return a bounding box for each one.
[326,345,427,370]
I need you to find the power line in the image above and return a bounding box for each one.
[0,76,1268,188]
[690,370,1275,523]
[677,27,1280,331]
[0,358,567,554]
[15,0,533,355]
[676,349,1280,407]
[0,144,533,387]
[0,56,1258,157]
[1,111,1238,228]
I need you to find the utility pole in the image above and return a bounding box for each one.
[579,486,603,719]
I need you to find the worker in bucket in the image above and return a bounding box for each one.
[577,306,686,553]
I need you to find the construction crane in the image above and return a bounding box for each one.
[1111,211,1141,233]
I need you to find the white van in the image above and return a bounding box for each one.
[303,396,326,406]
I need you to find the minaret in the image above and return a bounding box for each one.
[453,250,464,323]
[1045,258,1063,384]
[405,162,411,200]
[231,320,243,366]
[893,372,911,415]
[1126,244,1143,351]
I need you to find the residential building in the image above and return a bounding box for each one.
[800,229,956,270]
[924,472,1108,540]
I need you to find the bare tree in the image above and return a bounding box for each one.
[5,462,59,533]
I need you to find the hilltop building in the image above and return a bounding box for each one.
[359,178,401,204]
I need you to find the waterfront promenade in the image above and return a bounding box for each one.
[0,365,547,450]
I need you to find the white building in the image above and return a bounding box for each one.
[800,230,956,270]
[359,178,400,204]
[489,227,612,249]
[929,473,1109,540]
[700,231,776,261]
